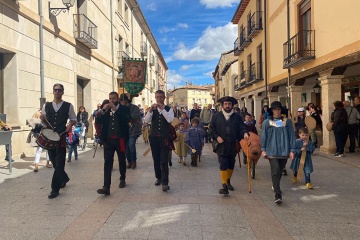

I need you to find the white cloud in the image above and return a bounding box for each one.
[166,70,185,89]
[171,22,237,61]
[177,23,189,29]
[159,23,189,34]
[180,64,194,71]
[147,3,157,11]
[199,0,238,9]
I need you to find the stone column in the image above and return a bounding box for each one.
[319,73,343,153]
[244,98,253,115]
[287,85,303,118]
[253,95,262,128]
[239,99,245,108]
[267,93,278,105]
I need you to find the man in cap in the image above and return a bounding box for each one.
[294,107,306,138]
[209,96,249,195]
[261,101,296,204]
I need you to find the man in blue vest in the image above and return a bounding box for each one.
[96,92,131,195]
[144,90,174,191]
[40,84,77,199]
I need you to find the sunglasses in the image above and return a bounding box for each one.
[53,89,63,92]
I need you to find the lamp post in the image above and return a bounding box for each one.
[49,0,75,18]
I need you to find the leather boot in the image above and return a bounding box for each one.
[219,184,229,195]
[227,179,234,191]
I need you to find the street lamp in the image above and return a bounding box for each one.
[49,0,76,18]
[313,80,321,93]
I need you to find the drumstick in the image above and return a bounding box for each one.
[185,143,196,153]
[143,146,151,156]
[93,142,98,158]
[172,150,192,170]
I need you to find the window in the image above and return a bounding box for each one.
[299,0,311,49]
[124,4,129,25]
[117,0,122,14]
[118,35,123,51]
[77,78,85,108]
[125,43,130,56]
[204,99,207,104]
[258,44,263,79]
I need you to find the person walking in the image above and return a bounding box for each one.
[185,118,204,167]
[200,104,213,143]
[190,103,201,121]
[294,107,306,138]
[66,125,80,162]
[261,101,296,204]
[1,117,13,162]
[77,106,89,148]
[209,96,249,195]
[343,100,360,153]
[96,92,131,195]
[120,93,142,169]
[144,90,174,192]
[40,83,77,199]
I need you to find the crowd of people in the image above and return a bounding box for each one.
[2,85,360,205]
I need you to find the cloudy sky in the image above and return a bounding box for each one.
[137,0,239,89]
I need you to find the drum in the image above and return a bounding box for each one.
[36,129,60,150]
[305,116,316,130]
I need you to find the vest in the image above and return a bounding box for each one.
[150,106,170,137]
[45,102,70,134]
[107,111,122,137]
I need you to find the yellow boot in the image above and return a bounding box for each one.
[292,176,297,184]
[306,183,313,189]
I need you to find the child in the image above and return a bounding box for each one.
[175,122,187,163]
[66,125,80,162]
[243,113,258,165]
[179,111,190,130]
[290,127,315,189]
[185,118,204,167]
[142,122,150,144]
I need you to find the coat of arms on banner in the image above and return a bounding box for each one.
[123,59,147,95]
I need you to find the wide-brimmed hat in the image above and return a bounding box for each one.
[270,101,282,110]
[217,96,238,106]
[268,101,289,117]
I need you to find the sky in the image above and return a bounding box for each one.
[137,0,240,89]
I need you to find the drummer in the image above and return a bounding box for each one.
[40,83,77,199]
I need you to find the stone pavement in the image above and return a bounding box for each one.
[1,141,360,240]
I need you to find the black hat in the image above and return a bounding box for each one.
[119,93,129,101]
[217,96,238,106]
[270,101,282,109]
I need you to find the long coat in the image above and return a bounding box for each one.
[185,127,204,155]
[175,131,187,157]
[290,139,315,174]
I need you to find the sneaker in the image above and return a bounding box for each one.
[282,169,288,176]
[306,183,313,189]
[275,194,282,204]
[334,152,339,156]
[292,177,297,184]
[335,154,344,158]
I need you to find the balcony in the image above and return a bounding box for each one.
[150,54,155,66]
[73,14,98,49]
[156,63,160,73]
[283,30,315,69]
[140,41,147,56]
[239,70,247,89]
[240,27,251,48]
[234,37,244,56]
[248,62,264,84]
[249,11,263,38]
[117,51,129,67]
[234,76,240,91]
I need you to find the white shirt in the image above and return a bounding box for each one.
[144,107,174,124]
[41,101,77,121]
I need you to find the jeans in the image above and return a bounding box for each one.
[310,129,317,146]
[4,144,10,160]
[294,172,311,183]
[269,158,288,195]
[126,135,139,164]
[347,124,357,152]
[67,145,78,160]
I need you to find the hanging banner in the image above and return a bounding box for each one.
[123,58,147,95]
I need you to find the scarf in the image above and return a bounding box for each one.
[222,109,234,120]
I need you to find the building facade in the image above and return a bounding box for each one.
[0,0,166,159]
[172,85,214,109]
[214,0,360,153]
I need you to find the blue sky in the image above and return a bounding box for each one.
[137,0,240,89]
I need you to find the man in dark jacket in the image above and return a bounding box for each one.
[210,96,249,195]
[96,92,131,195]
[120,94,142,169]
[190,103,201,121]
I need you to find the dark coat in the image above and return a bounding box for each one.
[331,108,348,131]
[209,111,248,156]
[77,111,89,128]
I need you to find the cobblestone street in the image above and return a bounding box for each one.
[1,141,360,240]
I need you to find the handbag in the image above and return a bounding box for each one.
[326,122,333,131]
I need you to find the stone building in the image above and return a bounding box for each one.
[172,85,214,109]
[214,0,360,153]
[0,0,166,159]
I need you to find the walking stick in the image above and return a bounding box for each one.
[185,143,196,153]
[93,142,98,158]
[143,146,151,156]
[297,135,309,181]
[172,149,192,170]
[247,140,251,193]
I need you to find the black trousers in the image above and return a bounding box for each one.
[348,124,357,152]
[103,138,127,188]
[269,158,288,195]
[203,123,210,142]
[218,154,236,171]
[149,135,170,185]
[48,146,69,193]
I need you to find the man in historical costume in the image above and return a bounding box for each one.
[40,84,77,199]
[144,90,174,191]
[119,93,142,169]
[200,104,213,143]
[209,96,249,195]
[261,101,296,204]
[96,92,131,195]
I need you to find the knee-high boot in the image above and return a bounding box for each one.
[219,170,229,195]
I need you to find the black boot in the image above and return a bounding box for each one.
[219,184,229,195]
[227,179,234,191]
[97,186,110,195]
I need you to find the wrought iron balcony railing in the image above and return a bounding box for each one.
[73,14,97,49]
[140,41,147,56]
[283,30,315,69]
[234,76,240,91]
[150,54,155,66]
[240,27,252,48]
[249,11,263,38]
[248,62,264,83]
[234,37,243,56]
[117,51,130,67]
[239,70,247,89]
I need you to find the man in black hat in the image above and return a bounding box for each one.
[96,92,131,195]
[209,96,249,195]
[260,101,296,204]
